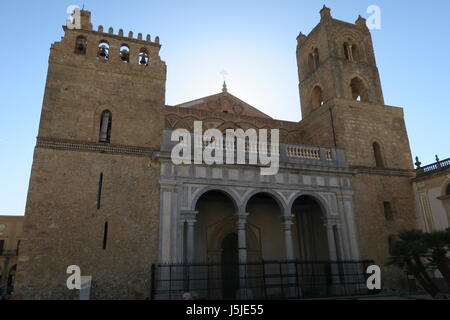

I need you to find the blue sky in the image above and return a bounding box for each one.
[1,0,449,215]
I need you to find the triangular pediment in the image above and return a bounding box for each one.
[174,91,272,119]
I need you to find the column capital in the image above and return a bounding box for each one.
[324,220,341,229]
[181,210,199,223]
[235,212,249,229]
[235,212,249,220]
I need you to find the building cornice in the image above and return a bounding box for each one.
[36,137,157,158]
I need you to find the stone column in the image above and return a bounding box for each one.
[348,44,354,61]
[282,215,298,298]
[186,219,196,263]
[282,215,295,261]
[342,198,362,260]
[181,211,198,295]
[335,195,352,261]
[236,213,249,265]
[325,222,338,261]
[235,212,251,299]
[324,221,341,294]
[334,223,347,261]
[182,211,199,263]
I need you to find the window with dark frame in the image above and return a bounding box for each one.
[384,202,394,222]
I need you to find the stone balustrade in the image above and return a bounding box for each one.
[161,130,347,168]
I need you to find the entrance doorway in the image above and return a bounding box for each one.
[221,233,239,299]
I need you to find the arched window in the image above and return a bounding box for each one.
[307,48,320,74]
[373,142,384,168]
[138,48,149,66]
[344,39,365,63]
[311,86,324,109]
[313,48,320,68]
[120,45,130,63]
[99,110,112,143]
[383,202,394,221]
[350,77,369,102]
[75,36,87,55]
[98,41,110,60]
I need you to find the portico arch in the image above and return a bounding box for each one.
[245,192,288,261]
[290,195,335,261]
[193,190,238,263]
[191,186,240,212]
[287,192,330,216]
[242,189,286,214]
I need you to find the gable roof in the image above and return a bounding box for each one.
[173,89,272,120]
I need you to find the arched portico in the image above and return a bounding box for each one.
[241,189,287,214]
[183,188,348,265]
[191,186,240,212]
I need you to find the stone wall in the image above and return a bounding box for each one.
[14,149,161,299]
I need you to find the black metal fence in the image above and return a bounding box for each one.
[151,260,378,300]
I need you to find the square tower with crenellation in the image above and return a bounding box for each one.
[14,9,166,299]
[296,7,417,272]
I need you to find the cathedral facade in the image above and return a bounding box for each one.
[13,7,417,299]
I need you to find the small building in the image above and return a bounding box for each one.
[413,157,450,232]
[0,216,23,298]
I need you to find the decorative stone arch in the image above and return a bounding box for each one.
[191,186,240,212]
[348,74,370,102]
[97,40,110,60]
[440,179,450,197]
[138,47,150,66]
[370,137,387,168]
[340,32,367,62]
[310,84,324,109]
[74,35,87,55]
[119,44,130,63]
[304,42,318,74]
[287,191,331,217]
[241,189,287,214]
[92,105,117,142]
[217,122,242,132]
[207,216,261,258]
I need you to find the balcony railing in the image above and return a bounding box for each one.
[161,130,347,168]
[151,260,378,300]
[416,158,450,177]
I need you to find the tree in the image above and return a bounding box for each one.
[422,229,450,288]
[387,230,441,298]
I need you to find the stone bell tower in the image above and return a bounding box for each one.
[296,6,384,118]
[296,7,417,272]
[14,10,166,299]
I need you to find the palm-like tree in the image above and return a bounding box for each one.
[387,230,441,297]
[422,229,450,288]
